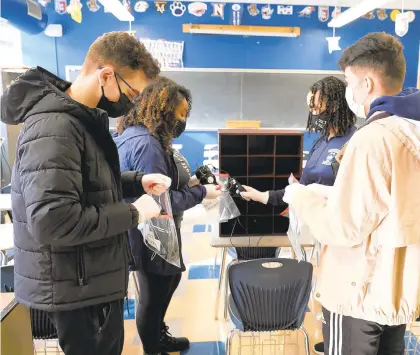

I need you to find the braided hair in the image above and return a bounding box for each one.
[307,76,356,138]
[117,76,192,150]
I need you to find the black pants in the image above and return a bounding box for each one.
[322,307,406,355]
[135,270,182,353]
[47,299,124,355]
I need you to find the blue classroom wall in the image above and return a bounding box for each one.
[19,5,420,88]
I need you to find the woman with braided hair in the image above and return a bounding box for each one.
[240,76,356,354]
[114,77,221,355]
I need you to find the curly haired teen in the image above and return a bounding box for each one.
[114,77,221,355]
[241,76,356,207]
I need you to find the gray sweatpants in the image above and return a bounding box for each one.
[322,307,406,355]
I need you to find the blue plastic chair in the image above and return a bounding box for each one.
[226,258,312,355]
[222,247,278,320]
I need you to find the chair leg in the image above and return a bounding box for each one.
[215,247,227,320]
[226,328,239,355]
[224,259,237,321]
[299,326,310,355]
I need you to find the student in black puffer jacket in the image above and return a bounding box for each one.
[0,32,171,355]
[114,77,221,355]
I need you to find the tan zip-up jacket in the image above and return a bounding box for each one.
[289,114,420,325]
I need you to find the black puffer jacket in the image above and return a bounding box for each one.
[1,67,144,311]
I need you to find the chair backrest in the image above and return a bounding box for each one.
[229,258,313,332]
[30,309,58,340]
[234,247,277,261]
[1,265,14,292]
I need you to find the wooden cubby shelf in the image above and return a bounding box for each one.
[218,128,304,237]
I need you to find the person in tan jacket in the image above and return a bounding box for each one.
[284,32,420,354]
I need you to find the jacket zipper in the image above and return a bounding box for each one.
[77,246,86,286]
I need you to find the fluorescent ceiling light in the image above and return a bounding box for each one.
[189,28,298,37]
[97,0,134,21]
[328,0,393,28]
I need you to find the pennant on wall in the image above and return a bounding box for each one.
[122,0,132,13]
[67,0,82,22]
[318,6,329,22]
[134,0,148,12]
[376,9,388,21]
[277,5,292,15]
[247,4,259,16]
[155,1,166,13]
[212,3,225,19]
[170,1,186,16]
[87,0,100,12]
[230,4,243,25]
[395,11,410,37]
[363,11,375,19]
[298,6,315,18]
[261,4,273,20]
[188,2,207,16]
[332,6,341,18]
[54,0,67,14]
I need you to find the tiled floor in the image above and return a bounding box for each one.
[34,206,420,355]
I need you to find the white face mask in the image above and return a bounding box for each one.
[345,86,367,119]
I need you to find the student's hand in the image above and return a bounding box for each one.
[336,142,348,163]
[142,174,171,195]
[240,185,269,204]
[188,175,200,187]
[132,195,161,223]
[283,183,303,204]
[204,184,222,199]
[288,173,299,184]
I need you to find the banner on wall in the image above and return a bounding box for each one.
[140,39,184,69]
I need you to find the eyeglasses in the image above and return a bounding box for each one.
[98,67,140,100]
[115,72,140,100]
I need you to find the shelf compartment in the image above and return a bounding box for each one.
[247,216,273,235]
[220,157,247,177]
[275,157,301,176]
[220,135,247,155]
[248,135,275,155]
[276,135,302,155]
[248,177,274,191]
[275,177,289,191]
[274,216,289,234]
[248,157,274,176]
[220,216,247,236]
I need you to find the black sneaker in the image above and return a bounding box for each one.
[160,323,190,352]
[314,342,324,354]
[144,352,170,355]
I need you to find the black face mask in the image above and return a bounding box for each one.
[97,76,134,118]
[311,113,328,131]
[173,120,186,138]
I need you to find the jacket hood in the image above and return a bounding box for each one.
[1,67,104,126]
[368,88,420,121]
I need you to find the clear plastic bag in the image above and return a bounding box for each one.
[219,192,241,223]
[139,191,181,268]
[287,206,304,262]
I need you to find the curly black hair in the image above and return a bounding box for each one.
[307,76,356,138]
[87,32,160,79]
[118,77,192,150]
